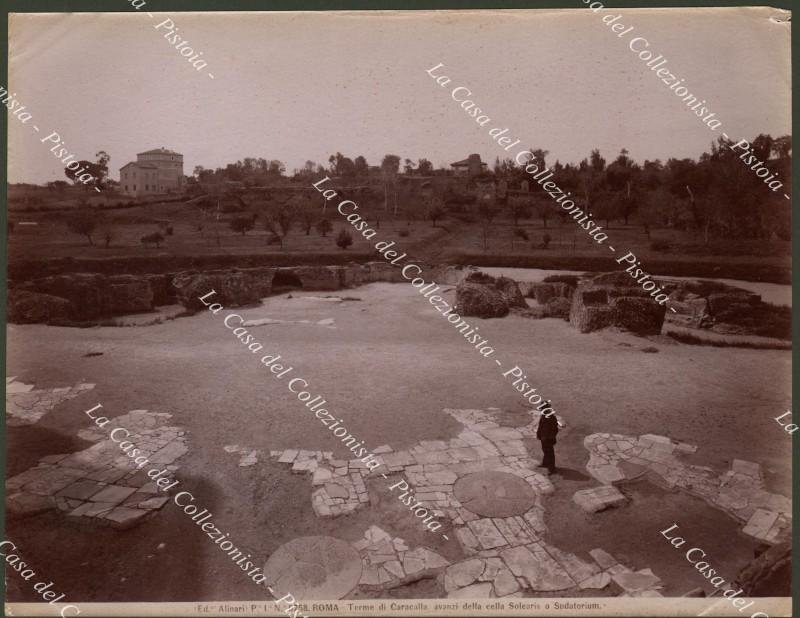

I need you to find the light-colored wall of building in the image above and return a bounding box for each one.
[119,152,184,197]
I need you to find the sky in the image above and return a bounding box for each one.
[7,7,792,184]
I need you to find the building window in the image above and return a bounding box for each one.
[134,185,137,191]
[125,185,128,191]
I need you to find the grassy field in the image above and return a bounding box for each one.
[8,196,791,283]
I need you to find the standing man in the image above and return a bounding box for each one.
[536,402,559,474]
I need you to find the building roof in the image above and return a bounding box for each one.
[451,154,486,167]
[120,161,159,170]
[138,147,182,156]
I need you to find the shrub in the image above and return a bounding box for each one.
[65,210,98,245]
[398,229,410,237]
[651,239,671,252]
[316,218,333,237]
[165,225,174,236]
[335,229,353,250]
[230,216,255,235]
[513,228,529,240]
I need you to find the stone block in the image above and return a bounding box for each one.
[572,486,627,513]
[56,480,106,501]
[90,485,138,504]
[103,506,151,529]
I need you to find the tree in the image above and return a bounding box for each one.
[268,160,286,177]
[328,153,356,178]
[381,154,401,175]
[316,218,333,237]
[354,156,369,177]
[508,198,532,226]
[531,197,551,228]
[417,159,433,175]
[427,203,445,227]
[229,216,254,235]
[98,224,116,248]
[478,200,498,250]
[141,231,165,248]
[335,229,353,250]
[65,210,98,245]
[65,151,110,191]
[263,206,295,249]
[65,160,104,188]
[298,206,316,235]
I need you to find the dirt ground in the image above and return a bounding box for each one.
[5,282,792,602]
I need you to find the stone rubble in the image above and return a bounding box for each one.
[262,407,667,596]
[6,409,188,528]
[355,525,449,589]
[6,378,95,426]
[584,433,791,544]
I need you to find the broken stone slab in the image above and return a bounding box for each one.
[612,570,662,593]
[742,508,780,542]
[239,451,258,466]
[277,449,299,463]
[402,556,425,576]
[589,548,618,569]
[467,518,509,550]
[455,526,481,555]
[102,506,151,529]
[67,501,118,519]
[573,486,627,513]
[19,468,86,497]
[444,558,485,590]
[324,482,350,499]
[359,564,381,586]
[731,459,762,478]
[587,463,626,485]
[493,567,520,596]
[578,572,611,590]
[292,459,318,473]
[544,544,602,584]
[311,468,333,485]
[500,544,575,592]
[90,485,138,504]
[56,480,106,501]
[137,496,170,510]
[6,493,55,519]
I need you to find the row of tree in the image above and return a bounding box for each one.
[495,134,791,242]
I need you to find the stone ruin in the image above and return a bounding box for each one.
[455,270,668,336]
[455,272,526,318]
[7,262,468,325]
[569,272,667,336]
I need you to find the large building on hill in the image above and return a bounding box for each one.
[119,148,184,197]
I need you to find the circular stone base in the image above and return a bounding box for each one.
[263,535,362,600]
[454,471,537,517]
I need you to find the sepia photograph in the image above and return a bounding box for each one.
[3,3,794,617]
